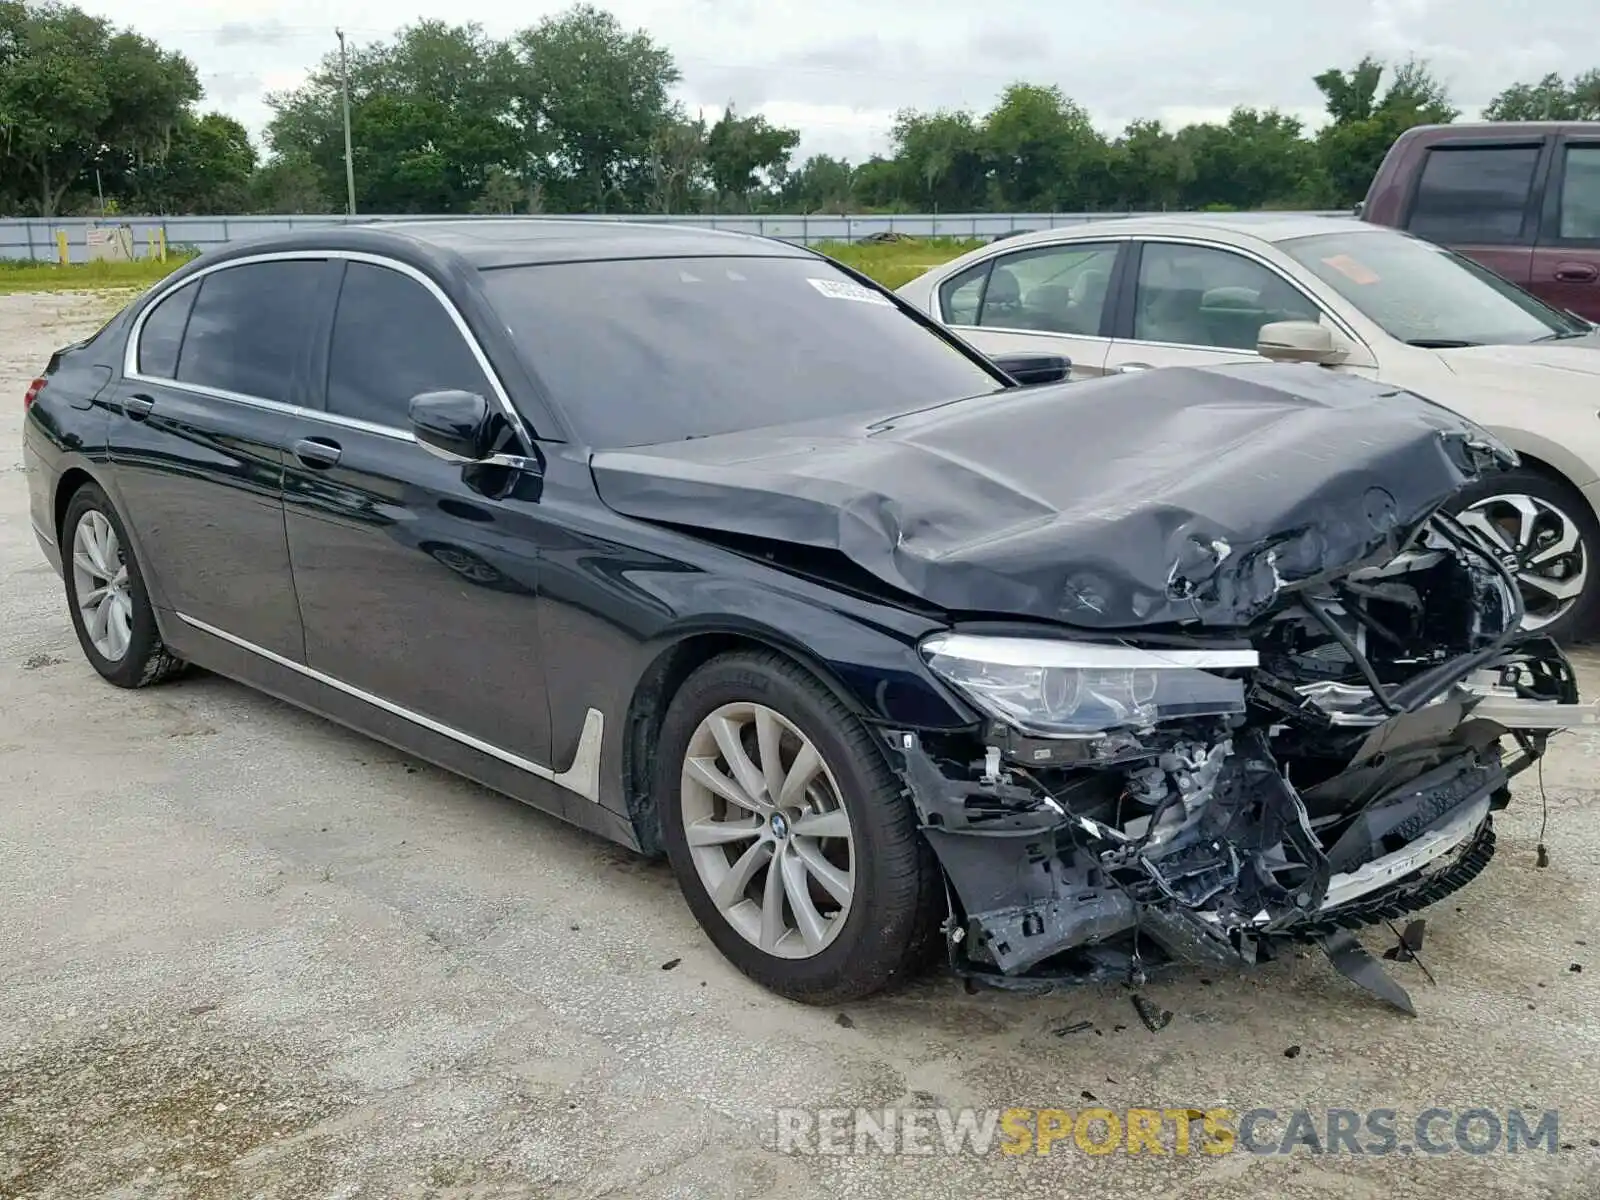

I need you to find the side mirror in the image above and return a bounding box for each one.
[410,390,496,462]
[990,350,1073,386]
[1257,320,1344,366]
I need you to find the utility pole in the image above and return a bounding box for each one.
[336,28,357,215]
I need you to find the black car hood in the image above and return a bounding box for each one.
[589,363,1513,629]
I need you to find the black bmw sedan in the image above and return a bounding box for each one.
[23,218,1591,1013]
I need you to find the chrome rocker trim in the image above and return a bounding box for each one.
[175,612,604,804]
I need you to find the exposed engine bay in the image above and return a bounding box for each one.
[887,511,1588,1013]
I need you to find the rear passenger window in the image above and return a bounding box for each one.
[939,262,991,324]
[969,243,1119,336]
[177,261,326,403]
[136,280,198,378]
[1407,145,1540,245]
[325,262,493,428]
[1557,144,1600,240]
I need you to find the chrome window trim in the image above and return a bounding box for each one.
[123,249,536,449]
[175,611,605,804]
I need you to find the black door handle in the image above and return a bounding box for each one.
[1554,263,1598,283]
[124,394,154,421]
[292,437,342,468]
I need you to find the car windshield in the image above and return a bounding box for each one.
[1278,230,1589,347]
[479,256,1003,448]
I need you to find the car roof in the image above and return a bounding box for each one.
[1396,120,1597,139]
[975,212,1377,253]
[203,217,817,271]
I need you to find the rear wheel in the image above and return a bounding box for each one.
[1448,467,1600,642]
[656,650,940,1003]
[61,483,185,689]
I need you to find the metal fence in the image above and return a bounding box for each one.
[0,209,1350,264]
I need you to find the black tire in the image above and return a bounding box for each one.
[655,650,942,1004]
[1446,466,1600,644]
[60,482,186,689]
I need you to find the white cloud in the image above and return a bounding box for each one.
[77,0,1600,161]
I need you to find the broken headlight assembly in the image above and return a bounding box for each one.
[919,633,1257,737]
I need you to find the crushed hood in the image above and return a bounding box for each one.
[590,362,1512,629]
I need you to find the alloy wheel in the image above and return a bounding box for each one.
[679,702,855,959]
[1455,493,1588,632]
[70,510,134,661]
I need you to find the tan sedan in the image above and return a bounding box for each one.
[896,215,1600,640]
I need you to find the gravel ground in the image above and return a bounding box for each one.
[2,290,1597,1199]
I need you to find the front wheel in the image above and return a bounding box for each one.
[1448,467,1600,643]
[655,650,940,1004]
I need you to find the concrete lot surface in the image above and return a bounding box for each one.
[2,291,1597,1199]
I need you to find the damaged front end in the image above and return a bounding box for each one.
[885,511,1588,1013]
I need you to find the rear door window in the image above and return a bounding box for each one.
[938,261,991,325]
[176,261,328,403]
[1407,144,1541,245]
[136,280,199,378]
[966,243,1119,336]
[1556,144,1600,241]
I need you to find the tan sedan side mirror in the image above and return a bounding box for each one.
[1257,320,1345,366]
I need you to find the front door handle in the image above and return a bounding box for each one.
[292,437,342,469]
[1554,262,1599,283]
[124,394,155,421]
[1115,362,1153,373]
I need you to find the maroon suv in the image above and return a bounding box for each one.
[1361,121,1600,321]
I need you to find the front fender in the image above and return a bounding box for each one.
[635,594,977,732]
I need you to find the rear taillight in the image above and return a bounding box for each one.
[23,377,45,411]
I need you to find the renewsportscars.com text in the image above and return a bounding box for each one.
[774,1106,1561,1157]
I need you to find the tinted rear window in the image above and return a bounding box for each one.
[479,257,1001,447]
[177,261,327,403]
[1407,144,1539,244]
[136,280,198,378]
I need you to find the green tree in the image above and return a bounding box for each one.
[889,108,989,211]
[981,84,1112,211]
[264,20,520,213]
[511,4,680,211]
[103,111,256,213]
[850,155,907,210]
[1313,55,1458,206]
[0,0,199,216]
[1110,119,1194,211]
[783,153,856,212]
[250,151,329,214]
[1177,108,1320,210]
[644,110,709,212]
[703,103,800,210]
[1484,70,1600,121]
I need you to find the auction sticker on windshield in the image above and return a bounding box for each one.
[1321,254,1381,285]
[808,277,894,305]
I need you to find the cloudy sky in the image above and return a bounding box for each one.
[80,0,1600,163]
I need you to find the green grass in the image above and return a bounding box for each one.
[0,235,976,296]
[820,237,984,290]
[0,254,196,294]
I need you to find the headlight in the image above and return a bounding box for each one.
[921,633,1256,738]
